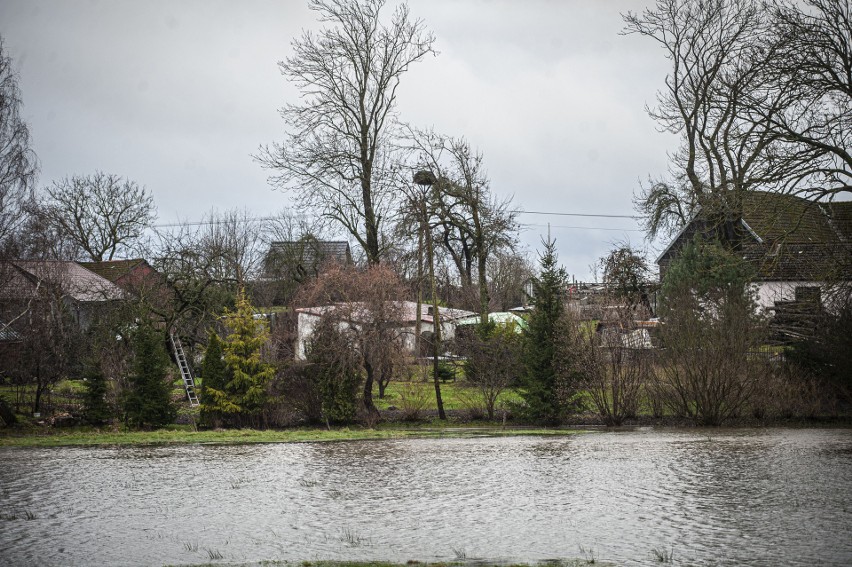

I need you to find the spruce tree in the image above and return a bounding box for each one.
[124,325,176,429]
[204,289,275,427]
[82,360,112,425]
[521,236,568,424]
[199,332,229,428]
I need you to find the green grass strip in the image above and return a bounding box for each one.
[0,425,583,448]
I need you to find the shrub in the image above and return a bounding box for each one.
[653,238,766,425]
[563,313,648,426]
[459,321,523,419]
[305,316,362,425]
[396,381,430,421]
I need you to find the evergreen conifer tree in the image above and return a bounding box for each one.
[521,236,568,424]
[124,325,176,429]
[204,289,275,427]
[199,332,229,428]
[82,360,112,425]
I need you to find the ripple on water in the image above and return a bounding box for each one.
[0,429,851,566]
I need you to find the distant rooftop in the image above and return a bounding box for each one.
[78,259,148,283]
[9,260,125,302]
[267,240,351,263]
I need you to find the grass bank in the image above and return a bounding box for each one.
[0,423,582,448]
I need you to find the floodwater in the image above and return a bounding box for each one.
[1,429,851,566]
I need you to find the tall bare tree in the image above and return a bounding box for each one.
[0,37,38,257]
[487,250,535,311]
[626,0,852,240]
[41,172,156,261]
[762,0,852,199]
[625,0,803,241]
[408,129,519,320]
[196,208,264,285]
[258,0,435,264]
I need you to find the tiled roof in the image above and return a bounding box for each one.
[744,241,852,281]
[265,240,352,276]
[740,192,840,244]
[658,192,852,282]
[9,261,125,302]
[825,201,852,241]
[78,259,146,283]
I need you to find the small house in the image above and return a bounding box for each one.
[657,191,852,311]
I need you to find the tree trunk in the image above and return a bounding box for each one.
[362,359,378,415]
[361,158,380,265]
[478,254,489,325]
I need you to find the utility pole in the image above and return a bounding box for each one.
[414,170,446,420]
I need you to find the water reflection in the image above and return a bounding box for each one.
[0,429,850,566]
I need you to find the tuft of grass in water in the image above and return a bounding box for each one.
[340,527,367,547]
[204,547,224,560]
[1,508,38,521]
[651,547,674,563]
[298,478,318,487]
[183,541,199,552]
[451,547,466,560]
[578,545,596,564]
[228,477,246,489]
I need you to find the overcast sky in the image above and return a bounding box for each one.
[0,0,677,280]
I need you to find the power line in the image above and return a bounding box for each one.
[151,210,641,229]
[151,215,305,229]
[521,223,643,232]
[517,210,639,219]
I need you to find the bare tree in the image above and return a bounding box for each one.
[626,0,852,239]
[598,243,653,315]
[0,37,39,257]
[0,263,83,415]
[295,263,408,417]
[41,172,156,261]
[196,208,264,285]
[557,306,653,425]
[257,0,435,264]
[408,129,520,320]
[761,0,852,199]
[143,219,242,348]
[458,322,523,420]
[487,249,534,311]
[624,0,805,241]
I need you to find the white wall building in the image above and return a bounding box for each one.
[294,301,474,361]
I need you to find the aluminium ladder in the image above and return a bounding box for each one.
[169,333,200,407]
